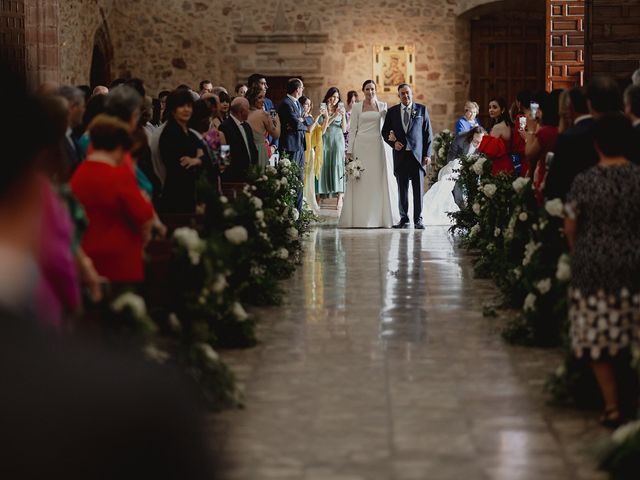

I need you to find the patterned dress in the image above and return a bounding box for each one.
[565,163,640,360]
[317,114,345,195]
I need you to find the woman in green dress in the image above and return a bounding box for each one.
[318,87,347,207]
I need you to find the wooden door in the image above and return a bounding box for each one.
[266,76,304,107]
[546,0,585,91]
[470,7,546,127]
[0,0,26,84]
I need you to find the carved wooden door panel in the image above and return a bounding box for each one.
[0,0,26,83]
[470,8,546,128]
[546,0,585,90]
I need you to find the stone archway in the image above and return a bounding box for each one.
[90,23,113,88]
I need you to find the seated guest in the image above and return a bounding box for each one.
[235,83,248,97]
[158,89,204,213]
[246,87,281,169]
[455,101,481,134]
[71,115,154,283]
[564,113,640,427]
[476,97,515,175]
[218,97,258,182]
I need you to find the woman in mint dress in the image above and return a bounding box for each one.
[318,87,347,206]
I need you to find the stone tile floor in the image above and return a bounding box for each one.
[214,221,610,480]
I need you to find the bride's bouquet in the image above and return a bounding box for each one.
[344,157,365,180]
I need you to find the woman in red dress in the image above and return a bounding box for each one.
[71,115,154,283]
[477,97,515,176]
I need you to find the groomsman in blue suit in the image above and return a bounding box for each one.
[248,73,278,152]
[382,83,433,229]
[277,78,306,210]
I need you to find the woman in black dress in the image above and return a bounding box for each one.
[564,113,640,426]
[158,89,203,213]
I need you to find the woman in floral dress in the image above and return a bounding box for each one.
[564,113,640,427]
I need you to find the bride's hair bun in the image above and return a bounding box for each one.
[362,80,376,91]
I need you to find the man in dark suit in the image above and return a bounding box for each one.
[55,85,86,179]
[382,83,433,229]
[545,78,622,201]
[248,73,278,152]
[277,78,306,210]
[218,97,258,183]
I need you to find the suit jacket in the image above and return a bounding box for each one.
[277,95,306,153]
[381,102,433,173]
[218,115,258,182]
[544,117,596,201]
[447,132,472,164]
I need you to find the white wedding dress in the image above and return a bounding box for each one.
[422,159,461,226]
[339,102,399,228]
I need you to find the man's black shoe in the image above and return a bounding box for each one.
[392,220,410,229]
[414,222,425,230]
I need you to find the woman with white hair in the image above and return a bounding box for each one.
[455,101,481,134]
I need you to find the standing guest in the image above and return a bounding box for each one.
[455,101,481,134]
[78,93,107,157]
[344,90,359,151]
[158,90,170,124]
[299,95,322,214]
[564,113,640,427]
[199,80,213,97]
[92,85,108,96]
[158,89,203,213]
[246,87,281,169]
[235,83,248,97]
[277,78,307,210]
[55,86,86,178]
[218,97,258,182]
[248,73,278,152]
[203,94,226,150]
[71,115,154,283]
[381,83,433,229]
[317,87,347,207]
[476,97,515,175]
[521,90,560,200]
[545,78,622,200]
[217,91,231,121]
[189,99,221,187]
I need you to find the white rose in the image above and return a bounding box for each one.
[219,195,229,204]
[111,292,147,319]
[287,227,299,240]
[261,175,268,181]
[442,129,450,134]
[545,198,564,218]
[482,183,497,198]
[470,224,481,237]
[536,278,552,295]
[255,210,264,221]
[523,293,537,312]
[556,254,571,282]
[522,241,541,266]
[292,208,300,221]
[279,158,291,168]
[518,212,528,222]
[223,207,236,218]
[144,344,170,364]
[251,197,263,209]
[168,312,181,332]
[512,177,530,193]
[276,247,289,260]
[494,227,501,237]
[196,342,220,368]
[211,274,228,294]
[280,176,288,187]
[266,165,277,175]
[513,267,522,279]
[472,203,481,215]
[471,157,487,176]
[224,225,249,244]
[231,302,249,322]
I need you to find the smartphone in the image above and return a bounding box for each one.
[269,108,277,118]
[530,102,539,119]
[320,102,327,111]
[220,145,231,166]
[518,116,527,131]
[338,102,344,110]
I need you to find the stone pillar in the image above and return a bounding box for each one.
[24,0,60,90]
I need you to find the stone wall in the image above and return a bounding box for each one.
[58,0,115,85]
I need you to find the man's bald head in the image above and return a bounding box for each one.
[230,96,250,121]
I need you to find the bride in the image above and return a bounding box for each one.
[339,80,398,228]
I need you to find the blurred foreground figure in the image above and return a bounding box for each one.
[0,65,216,479]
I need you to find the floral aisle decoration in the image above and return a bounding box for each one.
[597,420,640,480]
[448,152,492,237]
[428,129,456,186]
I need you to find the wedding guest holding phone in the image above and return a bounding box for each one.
[246,87,280,169]
[299,95,322,214]
[318,87,347,207]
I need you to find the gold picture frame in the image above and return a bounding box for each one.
[373,44,415,93]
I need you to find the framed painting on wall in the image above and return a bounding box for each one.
[373,44,415,93]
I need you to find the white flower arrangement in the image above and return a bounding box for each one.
[518,212,528,222]
[470,224,481,237]
[250,197,263,209]
[471,157,487,176]
[494,227,501,237]
[544,198,564,218]
[512,177,530,193]
[111,292,147,319]
[524,293,537,312]
[144,344,170,364]
[536,278,552,295]
[219,195,229,204]
[167,312,182,332]
[287,227,299,241]
[223,207,236,218]
[173,227,206,265]
[556,254,571,282]
[345,157,366,180]
[279,158,291,168]
[255,210,264,221]
[612,420,640,444]
[482,183,497,198]
[292,208,300,221]
[231,302,249,322]
[211,274,228,294]
[472,203,481,215]
[195,342,220,368]
[513,267,522,279]
[522,241,541,266]
[266,165,277,175]
[276,247,289,260]
[280,176,288,187]
[224,225,249,245]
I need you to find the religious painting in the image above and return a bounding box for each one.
[373,45,415,93]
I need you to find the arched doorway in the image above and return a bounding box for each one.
[90,24,113,88]
[463,0,546,126]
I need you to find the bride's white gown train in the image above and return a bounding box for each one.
[422,159,461,226]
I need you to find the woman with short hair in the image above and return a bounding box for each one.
[455,101,481,134]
